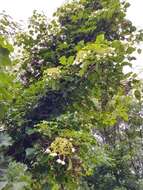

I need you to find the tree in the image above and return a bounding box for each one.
[0,0,143,189]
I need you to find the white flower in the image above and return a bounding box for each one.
[110,47,116,51]
[72,148,75,153]
[56,159,62,164]
[56,159,65,165]
[92,147,95,151]
[73,60,80,65]
[50,152,57,157]
[61,160,66,165]
[103,53,108,57]
[108,53,113,57]
[45,148,51,154]
[94,133,103,144]
[96,55,101,60]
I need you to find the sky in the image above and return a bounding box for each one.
[0,0,142,26]
[127,0,143,76]
[0,0,143,76]
[0,0,65,21]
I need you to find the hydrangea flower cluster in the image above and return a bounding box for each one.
[44,137,76,166]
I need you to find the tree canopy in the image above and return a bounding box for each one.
[0,0,143,189]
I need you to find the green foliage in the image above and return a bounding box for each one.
[1,162,32,190]
[0,37,21,120]
[0,0,143,189]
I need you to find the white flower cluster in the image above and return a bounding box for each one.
[93,133,103,144]
[73,50,91,65]
[45,147,75,154]
[74,46,117,64]
[91,8,109,17]
[45,148,57,157]
[56,159,65,165]
[44,146,75,166]
[95,47,117,60]
[44,68,61,81]
[44,148,51,154]
[44,148,65,165]
[72,148,75,153]
[50,152,58,157]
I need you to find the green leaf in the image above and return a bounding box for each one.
[67,158,72,171]
[67,56,74,65]
[126,47,135,54]
[12,182,29,190]
[96,34,105,43]
[75,40,85,51]
[0,48,11,66]
[26,148,35,157]
[0,133,12,147]
[52,183,59,190]
[0,37,14,52]
[137,48,142,54]
[59,56,67,65]
[134,90,141,100]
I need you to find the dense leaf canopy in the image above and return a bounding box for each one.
[0,0,143,189]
